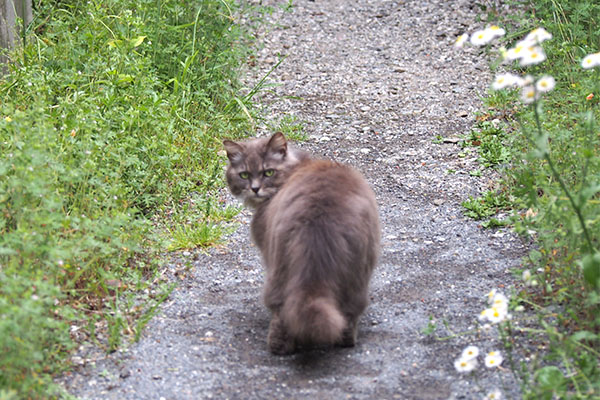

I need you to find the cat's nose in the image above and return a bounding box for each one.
[252,187,260,194]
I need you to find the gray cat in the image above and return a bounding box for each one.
[223,132,380,355]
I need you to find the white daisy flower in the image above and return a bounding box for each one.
[521,86,539,104]
[504,40,534,61]
[536,75,556,92]
[486,288,498,304]
[454,356,478,373]
[485,350,504,368]
[487,25,506,39]
[581,52,600,69]
[514,76,528,87]
[521,75,535,87]
[490,307,507,323]
[481,306,508,323]
[525,27,552,44]
[470,29,495,46]
[491,293,509,311]
[484,388,502,400]
[477,308,489,322]
[520,46,547,66]
[455,34,468,48]
[491,73,522,90]
[479,308,489,322]
[461,345,480,360]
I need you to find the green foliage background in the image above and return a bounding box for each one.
[0,0,258,396]
[468,0,600,398]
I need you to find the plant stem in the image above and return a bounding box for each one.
[500,321,522,393]
[533,103,596,252]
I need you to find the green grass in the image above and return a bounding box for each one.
[461,0,600,398]
[168,221,232,250]
[462,189,511,220]
[463,120,512,168]
[0,0,263,397]
[268,114,308,142]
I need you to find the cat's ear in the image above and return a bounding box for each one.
[223,140,244,163]
[267,132,287,159]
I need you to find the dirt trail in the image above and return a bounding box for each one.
[63,1,530,398]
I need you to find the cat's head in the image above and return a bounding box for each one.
[223,132,307,208]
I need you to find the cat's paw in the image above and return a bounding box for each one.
[338,324,357,347]
[267,338,296,355]
[267,316,296,355]
[339,335,356,348]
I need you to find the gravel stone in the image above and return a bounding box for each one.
[60,1,531,399]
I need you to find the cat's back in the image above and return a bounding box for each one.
[260,158,380,344]
[277,159,375,211]
[265,159,379,246]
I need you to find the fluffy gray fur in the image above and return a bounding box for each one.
[223,132,380,355]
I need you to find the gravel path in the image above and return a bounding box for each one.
[62,1,530,398]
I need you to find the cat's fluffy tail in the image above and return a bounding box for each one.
[281,292,345,344]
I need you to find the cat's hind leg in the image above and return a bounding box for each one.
[267,313,296,355]
[339,317,358,347]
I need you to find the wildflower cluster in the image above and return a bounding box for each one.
[454,18,600,399]
[455,26,505,48]
[452,290,510,399]
[470,26,506,46]
[455,26,556,104]
[458,25,600,105]
[503,27,552,66]
[521,269,538,287]
[479,289,510,324]
[498,28,554,103]
[454,343,505,396]
[454,345,479,372]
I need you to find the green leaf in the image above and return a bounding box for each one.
[533,132,549,156]
[0,247,17,256]
[130,35,146,48]
[529,249,542,263]
[107,39,122,48]
[578,182,600,205]
[570,330,598,342]
[117,74,134,84]
[581,251,600,288]
[535,366,565,390]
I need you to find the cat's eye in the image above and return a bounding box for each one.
[239,171,250,179]
[263,169,275,177]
